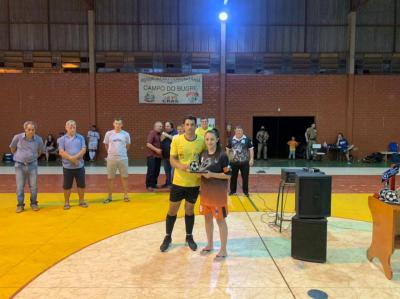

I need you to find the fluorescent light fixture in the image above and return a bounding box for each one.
[62,63,80,68]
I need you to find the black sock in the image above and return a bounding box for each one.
[166,214,177,236]
[185,214,195,235]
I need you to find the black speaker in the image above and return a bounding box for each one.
[281,168,303,183]
[295,173,331,218]
[291,216,327,263]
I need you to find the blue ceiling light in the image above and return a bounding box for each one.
[219,11,228,22]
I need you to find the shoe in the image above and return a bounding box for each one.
[186,235,198,251]
[160,235,172,252]
[31,205,40,211]
[244,193,249,197]
[79,201,88,208]
[16,206,24,213]
[103,198,112,204]
[229,192,237,196]
[63,204,71,210]
[123,195,130,202]
[146,187,154,192]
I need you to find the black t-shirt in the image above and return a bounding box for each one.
[227,135,254,163]
[46,139,55,147]
[199,150,230,174]
[161,129,178,159]
[199,150,230,206]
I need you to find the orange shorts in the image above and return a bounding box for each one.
[199,204,228,220]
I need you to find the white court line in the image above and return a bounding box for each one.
[0,166,386,175]
[252,167,385,176]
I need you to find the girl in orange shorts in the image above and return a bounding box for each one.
[199,129,231,258]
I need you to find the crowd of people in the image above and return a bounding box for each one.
[31,125,102,163]
[9,117,358,256]
[9,117,258,258]
[254,123,356,163]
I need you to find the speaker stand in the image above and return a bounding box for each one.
[274,180,296,232]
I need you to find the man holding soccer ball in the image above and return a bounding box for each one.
[160,116,206,252]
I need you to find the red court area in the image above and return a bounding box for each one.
[0,174,382,193]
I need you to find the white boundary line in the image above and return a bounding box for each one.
[0,166,386,175]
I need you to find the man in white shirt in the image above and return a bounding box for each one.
[87,125,100,161]
[103,118,131,203]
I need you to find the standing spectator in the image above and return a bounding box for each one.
[87,125,100,161]
[226,123,233,139]
[10,121,43,213]
[287,136,299,160]
[146,121,163,191]
[58,120,88,210]
[44,134,57,161]
[195,117,212,138]
[161,121,177,188]
[226,125,254,197]
[256,126,269,160]
[159,116,206,252]
[103,118,131,203]
[305,123,317,160]
[336,133,354,164]
[176,124,184,136]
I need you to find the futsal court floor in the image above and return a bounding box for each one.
[1,162,400,299]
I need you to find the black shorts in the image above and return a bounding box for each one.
[63,167,86,189]
[170,184,200,204]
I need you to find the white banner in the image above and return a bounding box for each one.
[139,73,203,104]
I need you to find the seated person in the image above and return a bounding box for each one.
[336,133,355,164]
[44,134,57,161]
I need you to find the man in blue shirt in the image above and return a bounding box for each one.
[9,121,44,213]
[58,120,88,209]
[337,133,354,164]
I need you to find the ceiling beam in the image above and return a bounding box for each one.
[83,0,94,10]
[350,0,369,12]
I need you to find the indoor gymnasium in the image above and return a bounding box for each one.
[1,0,400,298]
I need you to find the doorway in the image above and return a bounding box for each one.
[253,116,315,159]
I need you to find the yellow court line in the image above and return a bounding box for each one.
[0,192,372,299]
[228,194,258,212]
[250,193,372,222]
